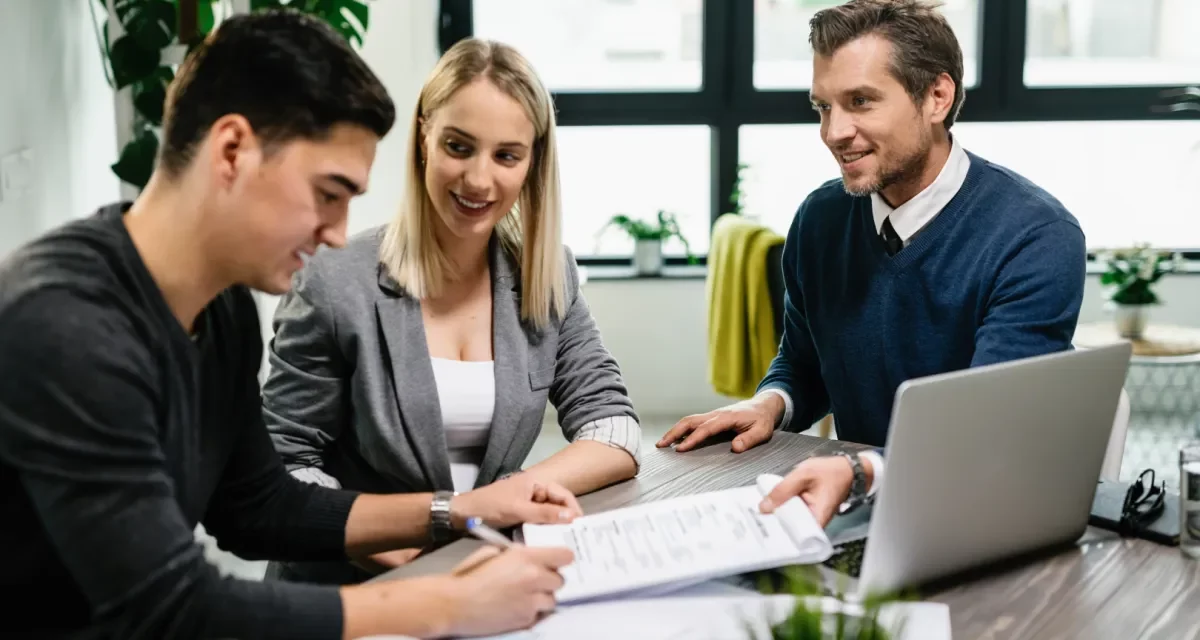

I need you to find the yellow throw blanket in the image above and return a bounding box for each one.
[707,213,786,399]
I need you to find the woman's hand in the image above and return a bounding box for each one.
[453,474,584,529]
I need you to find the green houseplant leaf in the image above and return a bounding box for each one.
[197,0,216,36]
[112,127,160,190]
[597,210,698,265]
[109,34,162,89]
[1100,244,1179,306]
[308,0,370,47]
[132,66,175,126]
[741,565,913,639]
[246,0,368,46]
[114,0,177,51]
[98,0,372,188]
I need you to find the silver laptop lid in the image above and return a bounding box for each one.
[857,342,1133,597]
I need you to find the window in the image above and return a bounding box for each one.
[953,121,1200,249]
[1025,0,1200,87]
[741,121,1200,250]
[441,0,1200,262]
[753,0,981,90]
[738,124,828,235]
[557,126,711,257]
[472,0,704,92]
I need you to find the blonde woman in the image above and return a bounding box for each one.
[262,38,641,585]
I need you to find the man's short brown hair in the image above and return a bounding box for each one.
[809,0,965,130]
[159,8,395,177]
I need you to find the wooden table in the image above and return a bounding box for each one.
[373,432,1200,639]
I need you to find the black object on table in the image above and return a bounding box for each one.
[1089,470,1181,546]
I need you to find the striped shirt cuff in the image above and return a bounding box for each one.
[572,415,642,470]
[290,467,343,490]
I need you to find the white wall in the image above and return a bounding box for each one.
[0,0,120,257]
[343,1,441,237]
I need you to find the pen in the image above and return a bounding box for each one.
[465,517,515,548]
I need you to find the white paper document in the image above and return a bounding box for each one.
[521,474,834,604]
[476,579,952,640]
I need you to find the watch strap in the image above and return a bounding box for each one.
[430,490,458,543]
[837,452,868,514]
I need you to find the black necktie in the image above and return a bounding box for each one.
[880,217,903,256]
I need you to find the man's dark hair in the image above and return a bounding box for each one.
[810,0,965,130]
[159,8,396,176]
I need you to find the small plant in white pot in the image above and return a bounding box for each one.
[598,210,695,276]
[1098,244,1184,339]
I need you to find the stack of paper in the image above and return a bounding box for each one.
[521,474,834,603]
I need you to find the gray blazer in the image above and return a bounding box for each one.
[263,227,641,497]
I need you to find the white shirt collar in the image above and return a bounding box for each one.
[870,135,970,244]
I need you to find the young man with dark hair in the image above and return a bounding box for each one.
[660,0,1086,524]
[0,10,576,639]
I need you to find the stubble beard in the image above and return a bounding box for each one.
[842,129,934,199]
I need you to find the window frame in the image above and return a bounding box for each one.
[439,0,1200,265]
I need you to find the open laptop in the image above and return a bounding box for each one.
[816,342,1133,599]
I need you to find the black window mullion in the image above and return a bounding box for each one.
[707,0,737,229]
[550,93,712,126]
[1005,0,1200,122]
[964,0,1012,120]
[1012,87,1200,122]
[437,0,472,53]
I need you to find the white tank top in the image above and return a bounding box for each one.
[430,357,495,492]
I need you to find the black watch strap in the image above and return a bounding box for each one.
[837,452,868,514]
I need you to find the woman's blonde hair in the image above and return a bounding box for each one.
[380,38,566,330]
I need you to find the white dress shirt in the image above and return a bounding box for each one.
[871,134,970,246]
[760,135,971,497]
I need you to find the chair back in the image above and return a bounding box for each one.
[765,242,785,343]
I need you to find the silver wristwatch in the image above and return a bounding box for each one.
[430,490,458,543]
[837,452,869,515]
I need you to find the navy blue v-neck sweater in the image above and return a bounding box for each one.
[759,152,1087,447]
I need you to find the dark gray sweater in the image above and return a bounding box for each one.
[0,203,359,638]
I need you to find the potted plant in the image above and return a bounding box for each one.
[598,209,695,276]
[744,565,911,639]
[1098,244,1183,339]
[729,162,750,217]
[91,0,370,190]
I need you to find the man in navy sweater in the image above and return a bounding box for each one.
[659,0,1086,526]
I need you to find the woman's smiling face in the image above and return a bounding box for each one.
[421,77,536,244]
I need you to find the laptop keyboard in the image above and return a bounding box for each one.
[822,538,867,578]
